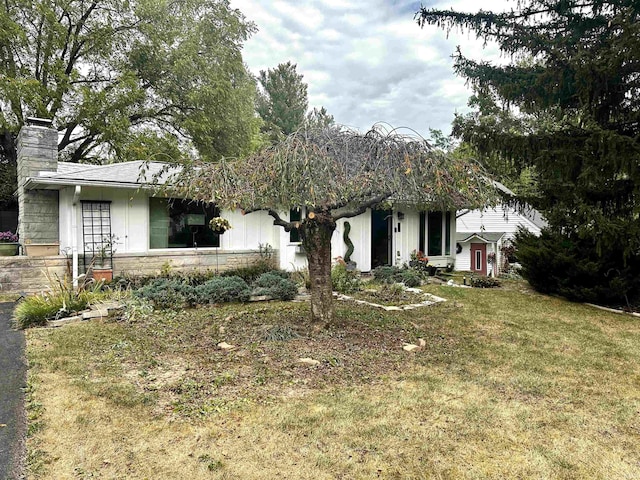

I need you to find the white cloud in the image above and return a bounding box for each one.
[231,0,510,137]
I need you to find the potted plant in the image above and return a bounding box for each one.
[209,217,232,234]
[91,234,117,282]
[0,231,19,256]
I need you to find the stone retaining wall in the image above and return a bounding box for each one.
[0,249,277,294]
[112,249,273,277]
[0,256,68,294]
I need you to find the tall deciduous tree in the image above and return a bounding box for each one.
[417,0,640,305]
[167,125,497,326]
[0,0,261,206]
[256,61,309,141]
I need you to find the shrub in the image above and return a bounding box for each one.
[13,277,105,328]
[408,250,430,276]
[220,261,275,284]
[252,273,298,300]
[195,276,251,304]
[372,266,402,283]
[470,276,501,288]
[331,263,362,293]
[135,278,197,308]
[398,270,422,287]
[515,227,640,305]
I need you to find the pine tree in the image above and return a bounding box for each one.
[417,0,640,306]
[256,62,309,141]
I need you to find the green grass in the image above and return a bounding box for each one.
[25,281,640,479]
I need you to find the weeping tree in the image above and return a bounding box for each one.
[167,125,496,325]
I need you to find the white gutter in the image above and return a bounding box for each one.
[72,185,81,287]
[25,177,152,190]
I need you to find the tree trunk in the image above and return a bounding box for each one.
[301,212,336,327]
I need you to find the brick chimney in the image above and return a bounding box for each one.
[16,118,60,253]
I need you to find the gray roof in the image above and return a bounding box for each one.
[456,232,505,243]
[27,161,180,189]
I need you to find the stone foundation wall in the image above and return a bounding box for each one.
[0,250,278,294]
[0,256,68,294]
[112,249,274,277]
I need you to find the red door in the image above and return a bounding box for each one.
[470,243,487,276]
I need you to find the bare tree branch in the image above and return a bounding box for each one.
[267,209,295,231]
[332,194,391,221]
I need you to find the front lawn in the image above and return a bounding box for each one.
[25,282,640,479]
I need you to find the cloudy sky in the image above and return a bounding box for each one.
[230,0,509,138]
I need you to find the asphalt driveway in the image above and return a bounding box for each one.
[0,302,25,480]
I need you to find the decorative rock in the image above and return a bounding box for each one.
[249,295,272,302]
[48,315,82,327]
[402,343,420,352]
[297,357,321,366]
[217,342,236,350]
[82,310,107,320]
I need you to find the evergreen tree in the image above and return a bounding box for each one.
[306,107,335,129]
[256,61,309,141]
[417,0,640,305]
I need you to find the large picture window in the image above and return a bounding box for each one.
[149,198,220,249]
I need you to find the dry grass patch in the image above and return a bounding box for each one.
[26,284,640,479]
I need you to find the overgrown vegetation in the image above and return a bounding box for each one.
[25,282,640,478]
[470,275,501,289]
[330,263,362,294]
[13,276,107,328]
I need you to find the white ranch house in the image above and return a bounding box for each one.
[4,119,460,292]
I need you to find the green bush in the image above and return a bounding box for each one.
[220,260,276,284]
[372,266,403,283]
[135,279,197,308]
[195,276,251,304]
[470,276,501,288]
[331,263,362,293]
[13,281,105,328]
[398,270,422,288]
[252,272,298,300]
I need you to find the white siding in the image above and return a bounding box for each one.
[457,206,541,238]
[220,209,276,251]
[59,190,457,273]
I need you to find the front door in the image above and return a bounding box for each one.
[470,243,487,276]
[371,209,392,268]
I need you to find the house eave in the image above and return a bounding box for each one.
[24,177,157,191]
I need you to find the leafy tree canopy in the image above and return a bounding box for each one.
[168,124,496,216]
[417,0,640,262]
[0,0,261,167]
